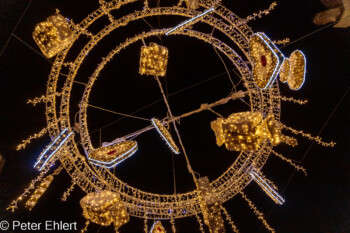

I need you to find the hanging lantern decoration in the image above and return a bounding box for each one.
[139,43,169,77]
[33,13,74,58]
[88,141,138,168]
[211,111,297,152]
[249,33,284,89]
[279,58,290,83]
[150,221,166,233]
[80,191,129,231]
[25,175,54,211]
[287,50,306,90]
[197,177,226,233]
[152,118,180,154]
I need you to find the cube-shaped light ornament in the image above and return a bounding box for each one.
[249,33,284,89]
[80,191,129,229]
[197,177,226,233]
[139,43,168,77]
[33,13,73,58]
[211,111,297,152]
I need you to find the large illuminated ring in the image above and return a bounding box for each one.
[44,0,281,219]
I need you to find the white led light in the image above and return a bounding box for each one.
[250,170,285,205]
[165,8,215,36]
[37,131,74,171]
[151,118,180,154]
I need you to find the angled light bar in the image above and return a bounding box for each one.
[34,129,74,171]
[165,7,215,36]
[250,170,285,205]
[152,118,180,154]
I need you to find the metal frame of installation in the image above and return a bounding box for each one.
[9,0,335,232]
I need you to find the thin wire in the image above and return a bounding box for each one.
[258,87,349,232]
[0,0,33,57]
[11,33,53,64]
[210,27,236,89]
[155,76,198,184]
[90,70,229,134]
[280,22,337,49]
[171,153,177,194]
[88,104,150,121]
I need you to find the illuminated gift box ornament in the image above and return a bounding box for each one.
[287,50,306,90]
[88,140,138,168]
[33,13,73,58]
[150,221,166,233]
[80,191,129,230]
[211,111,297,151]
[139,43,169,76]
[279,58,290,83]
[197,177,226,233]
[152,118,180,154]
[25,175,53,211]
[249,33,284,89]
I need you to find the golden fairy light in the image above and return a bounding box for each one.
[33,13,73,58]
[139,43,169,77]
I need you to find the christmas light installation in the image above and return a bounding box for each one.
[10,1,336,233]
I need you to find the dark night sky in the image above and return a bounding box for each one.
[0,0,349,233]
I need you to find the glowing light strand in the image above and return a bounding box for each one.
[27,92,62,106]
[271,150,307,176]
[240,191,275,233]
[17,127,48,150]
[282,124,336,147]
[250,170,285,205]
[165,8,215,35]
[239,2,277,25]
[61,180,76,201]
[281,96,308,105]
[195,214,205,233]
[273,38,290,45]
[220,205,240,233]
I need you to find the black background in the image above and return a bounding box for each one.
[0,0,349,232]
